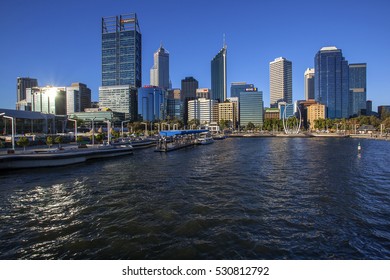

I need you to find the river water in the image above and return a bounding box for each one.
[1,137,389,259]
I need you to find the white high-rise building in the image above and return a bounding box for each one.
[188,98,218,125]
[150,44,170,89]
[269,57,292,108]
[304,68,315,100]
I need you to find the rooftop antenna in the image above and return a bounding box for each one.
[223,33,227,48]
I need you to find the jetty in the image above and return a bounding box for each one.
[155,129,208,152]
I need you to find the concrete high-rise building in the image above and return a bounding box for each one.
[349,63,367,116]
[188,98,218,125]
[240,90,264,127]
[98,85,137,121]
[315,46,349,119]
[304,68,315,100]
[101,13,141,87]
[16,77,38,110]
[270,57,292,108]
[211,46,227,102]
[230,82,254,99]
[150,44,170,89]
[66,83,91,115]
[137,86,167,122]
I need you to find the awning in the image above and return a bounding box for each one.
[159,129,208,137]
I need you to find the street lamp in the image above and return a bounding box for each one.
[68,118,77,143]
[121,120,130,138]
[104,119,111,145]
[0,113,15,151]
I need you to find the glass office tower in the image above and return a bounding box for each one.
[240,90,264,127]
[230,82,254,99]
[315,46,349,119]
[102,13,141,87]
[349,63,367,116]
[211,46,227,102]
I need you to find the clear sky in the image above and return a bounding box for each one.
[1,0,389,110]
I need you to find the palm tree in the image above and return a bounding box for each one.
[46,136,53,148]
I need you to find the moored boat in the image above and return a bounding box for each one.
[0,145,133,170]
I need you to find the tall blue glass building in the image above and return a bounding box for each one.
[349,63,367,116]
[314,47,349,119]
[101,14,141,87]
[211,46,227,102]
[137,86,167,122]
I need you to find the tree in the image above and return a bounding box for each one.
[46,136,53,148]
[55,136,63,149]
[188,119,200,128]
[0,139,4,148]
[76,135,84,143]
[246,122,255,131]
[95,133,104,144]
[16,137,30,151]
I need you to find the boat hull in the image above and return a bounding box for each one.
[0,146,133,170]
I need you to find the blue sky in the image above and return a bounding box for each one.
[1,0,389,110]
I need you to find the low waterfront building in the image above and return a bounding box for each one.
[264,108,280,120]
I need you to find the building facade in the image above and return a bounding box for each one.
[102,13,141,87]
[230,82,254,99]
[270,57,292,108]
[181,76,198,125]
[349,63,367,116]
[304,68,315,100]
[196,88,211,99]
[211,46,227,102]
[167,89,183,121]
[66,83,91,115]
[16,77,38,110]
[218,101,237,128]
[137,86,167,122]
[31,86,67,115]
[98,85,137,121]
[239,90,264,127]
[307,103,326,129]
[315,46,349,119]
[188,98,218,125]
[150,44,170,89]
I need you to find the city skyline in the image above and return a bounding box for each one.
[1,0,389,110]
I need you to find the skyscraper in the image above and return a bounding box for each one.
[150,44,170,89]
[304,68,315,100]
[16,77,38,110]
[181,77,198,125]
[349,63,367,116]
[101,13,141,87]
[314,46,349,119]
[211,45,227,102]
[269,57,292,108]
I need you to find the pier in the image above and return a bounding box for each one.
[155,129,208,152]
